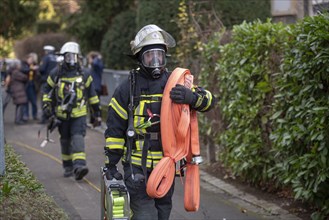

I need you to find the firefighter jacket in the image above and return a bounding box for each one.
[42,65,100,120]
[105,68,215,169]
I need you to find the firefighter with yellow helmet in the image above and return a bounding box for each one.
[103,25,215,219]
[43,41,101,180]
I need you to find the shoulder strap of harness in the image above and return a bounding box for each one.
[125,69,138,182]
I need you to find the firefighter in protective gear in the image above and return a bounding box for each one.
[43,41,101,180]
[104,24,216,220]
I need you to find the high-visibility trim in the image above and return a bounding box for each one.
[140,94,163,100]
[104,156,109,164]
[85,76,92,88]
[109,98,128,120]
[56,105,87,118]
[194,94,204,108]
[58,82,65,99]
[149,151,163,159]
[106,137,125,150]
[131,155,160,168]
[77,88,83,99]
[72,152,86,161]
[132,150,163,160]
[135,140,144,151]
[43,94,52,102]
[89,95,99,105]
[60,76,83,83]
[134,102,146,133]
[62,154,73,160]
[200,90,213,111]
[47,77,55,88]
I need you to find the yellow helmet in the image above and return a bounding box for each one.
[130,24,176,55]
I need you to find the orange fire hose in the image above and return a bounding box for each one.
[146,67,201,212]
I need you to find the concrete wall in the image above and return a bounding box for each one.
[100,69,129,106]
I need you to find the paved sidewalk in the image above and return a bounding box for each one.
[93,123,301,220]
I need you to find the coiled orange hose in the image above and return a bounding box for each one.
[146,67,200,211]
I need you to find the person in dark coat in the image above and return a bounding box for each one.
[87,51,103,97]
[9,61,28,125]
[87,51,104,124]
[21,53,39,121]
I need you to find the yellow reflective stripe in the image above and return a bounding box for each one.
[140,94,162,101]
[194,93,203,108]
[132,151,163,160]
[106,137,125,150]
[89,95,99,105]
[43,94,52,102]
[109,98,128,120]
[77,88,83,99]
[135,102,146,133]
[71,107,87,117]
[104,156,109,164]
[56,107,67,118]
[47,77,55,87]
[133,151,142,157]
[56,106,87,118]
[72,152,86,161]
[135,140,144,151]
[149,151,163,159]
[62,154,72,160]
[59,82,65,99]
[201,90,213,111]
[60,76,83,82]
[131,156,152,168]
[153,160,160,167]
[131,155,161,168]
[85,76,92,87]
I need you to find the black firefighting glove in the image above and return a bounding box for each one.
[105,165,123,180]
[42,102,53,119]
[170,84,196,105]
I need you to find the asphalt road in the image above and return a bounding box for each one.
[3,90,300,220]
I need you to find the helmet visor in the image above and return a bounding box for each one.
[141,49,166,68]
[64,53,78,65]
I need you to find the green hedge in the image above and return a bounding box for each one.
[200,14,329,219]
[270,14,329,219]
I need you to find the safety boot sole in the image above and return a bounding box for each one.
[74,166,89,180]
[63,167,74,177]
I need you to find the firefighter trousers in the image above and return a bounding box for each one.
[58,116,87,168]
[123,163,174,220]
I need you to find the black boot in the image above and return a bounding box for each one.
[74,166,89,180]
[63,167,73,177]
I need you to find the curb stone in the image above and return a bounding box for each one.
[199,170,301,220]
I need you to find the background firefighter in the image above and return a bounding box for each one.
[39,45,58,124]
[103,24,216,220]
[42,41,102,181]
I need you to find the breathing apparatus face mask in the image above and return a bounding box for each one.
[140,49,166,79]
[64,52,78,68]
